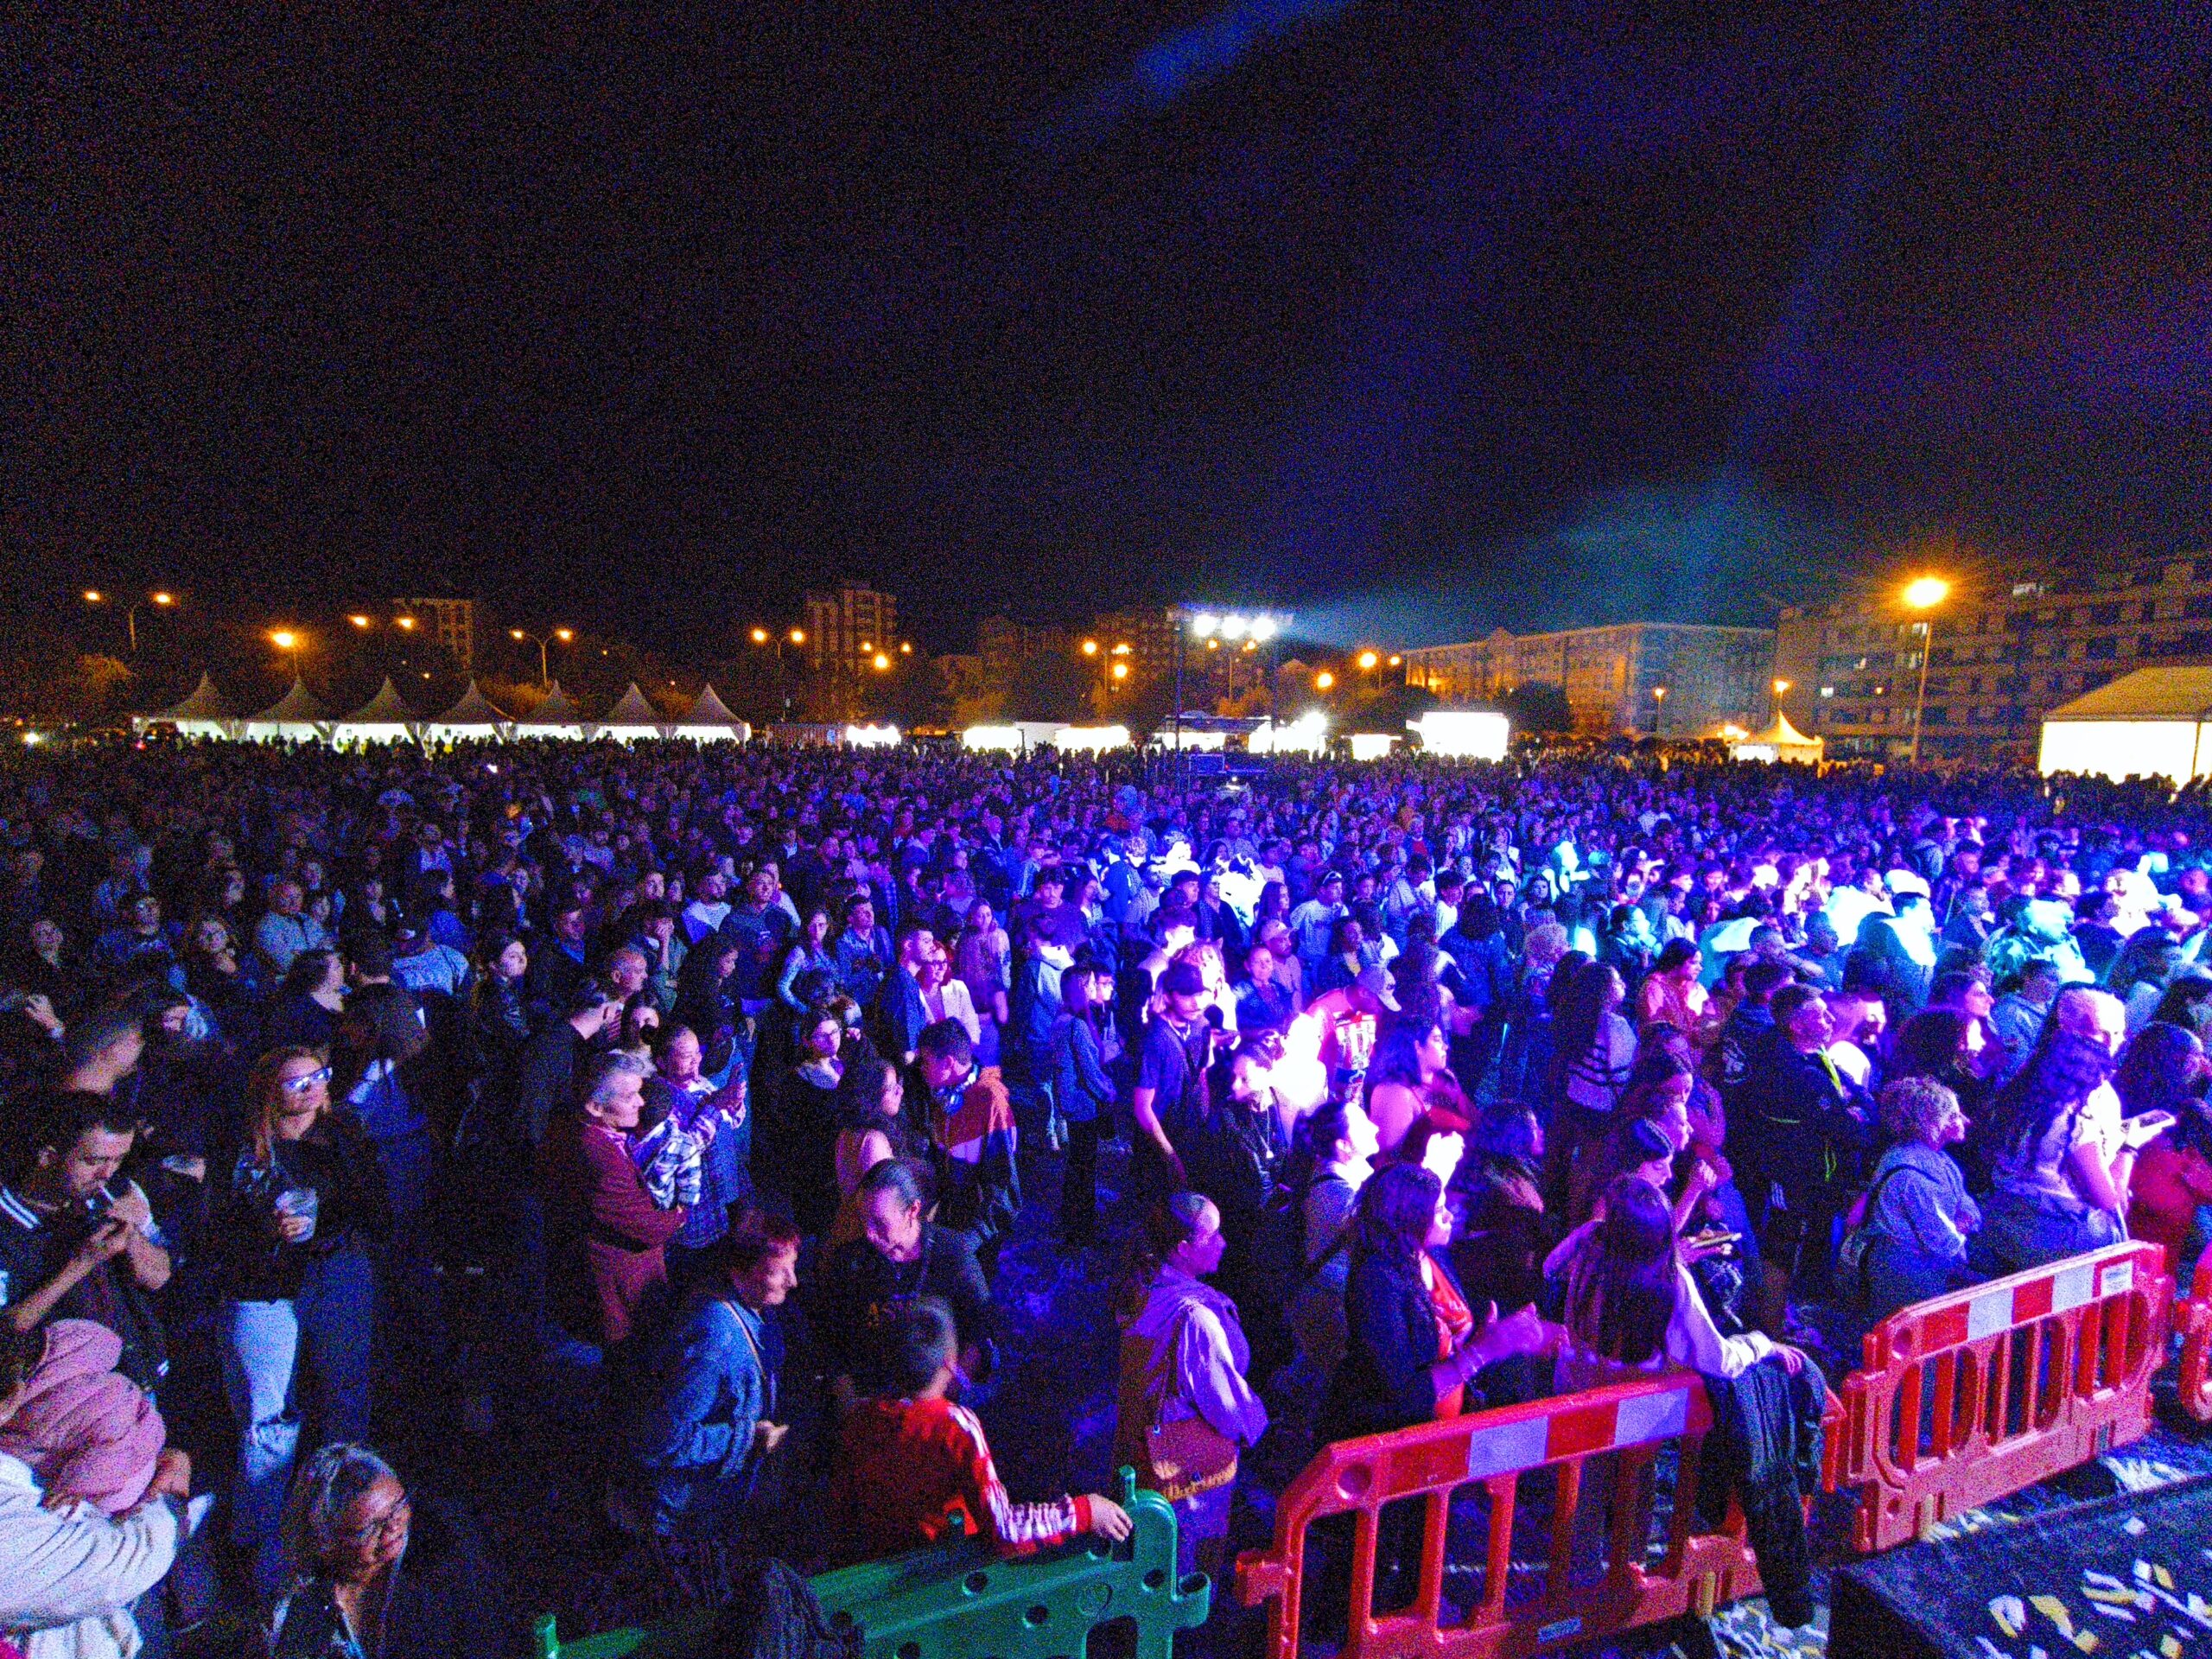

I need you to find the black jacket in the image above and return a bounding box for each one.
[1319,1245,1441,1443]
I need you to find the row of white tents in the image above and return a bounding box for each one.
[137,675,751,745]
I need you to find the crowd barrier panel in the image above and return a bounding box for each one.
[532,1468,1209,1659]
[1235,1370,1776,1659]
[2175,1254,2212,1424]
[1823,1238,2170,1554]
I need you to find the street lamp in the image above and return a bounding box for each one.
[1081,639,1098,657]
[1315,671,1336,691]
[1357,650,1379,671]
[750,626,769,645]
[509,626,573,689]
[872,652,892,672]
[1651,684,1668,736]
[751,626,804,720]
[83,588,177,652]
[269,629,302,680]
[349,615,373,630]
[1179,608,1287,749]
[1903,574,1950,766]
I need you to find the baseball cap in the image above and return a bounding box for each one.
[1355,965,1399,1011]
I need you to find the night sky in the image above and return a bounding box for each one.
[11,3,2209,655]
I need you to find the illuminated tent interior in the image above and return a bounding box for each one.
[671,684,750,742]
[1729,712,1823,766]
[2039,666,2212,783]
[329,677,421,746]
[138,673,237,738]
[512,679,590,740]
[239,679,331,743]
[597,683,670,743]
[422,681,512,743]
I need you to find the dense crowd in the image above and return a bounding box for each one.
[2,737,2210,1654]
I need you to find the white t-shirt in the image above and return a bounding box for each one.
[1995,1082,2122,1209]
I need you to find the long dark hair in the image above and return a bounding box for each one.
[1992,1026,2116,1167]
[1348,1162,1440,1272]
[1546,957,1614,1098]
[2113,1021,2205,1122]
[1564,1175,1681,1367]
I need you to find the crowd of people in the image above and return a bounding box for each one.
[2,736,2210,1652]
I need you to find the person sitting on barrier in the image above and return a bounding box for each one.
[1844,1077,1982,1324]
[818,1159,994,1414]
[2115,1022,2212,1281]
[1113,1192,1269,1578]
[1976,988,2172,1275]
[1553,1174,1805,1392]
[829,1297,1133,1563]
[624,1210,801,1541]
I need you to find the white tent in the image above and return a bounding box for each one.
[2040,667,2212,783]
[239,679,330,744]
[512,680,590,741]
[421,681,512,745]
[329,677,421,747]
[671,683,750,743]
[597,683,670,744]
[137,673,236,739]
[1729,711,1823,766]
[963,721,1068,753]
[1408,709,1510,760]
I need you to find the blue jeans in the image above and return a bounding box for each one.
[219,1247,374,1597]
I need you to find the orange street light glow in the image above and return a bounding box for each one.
[1315,671,1336,690]
[83,590,104,603]
[789,628,805,645]
[1081,639,1098,656]
[872,652,892,671]
[269,630,299,652]
[1111,662,1130,681]
[151,592,175,607]
[750,626,769,645]
[554,628,574,642]
[1903,575,1950,611]
[1357,650,1379,670]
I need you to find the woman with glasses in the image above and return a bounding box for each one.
[270,1442,520,1656]
[213,1047,391,1598]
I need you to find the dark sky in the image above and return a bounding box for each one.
[10,3,2209,656]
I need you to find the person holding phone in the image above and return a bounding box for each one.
[1977,988,2171,1275]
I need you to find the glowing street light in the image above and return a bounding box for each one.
[789,628,805,646]
[750,626,770,645]
[1081,639,1099,656]
[1357,650,1379,671]
[509,626,573,689]
[349,614,373,629]
[1903,574,1951,766]
[1191,613,1221,639]
[1772,677,1790,696]
[1111,661,1130,682]
[1387,654,1402,667]
[1315,671,1336,691]
[84,588,178,652]
[872,652,892,671]
[899,641,912,655]
[269,629,299,652]
[1651,684,1668,736]
[394,615,417,632]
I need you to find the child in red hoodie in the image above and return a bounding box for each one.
[829,1296,1132,1563]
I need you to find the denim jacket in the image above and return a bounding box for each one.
[629,1291,781,1535]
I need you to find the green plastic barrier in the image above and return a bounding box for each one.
[536,1467,1212,1659]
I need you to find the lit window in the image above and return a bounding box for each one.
[1820,686,1834,697]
